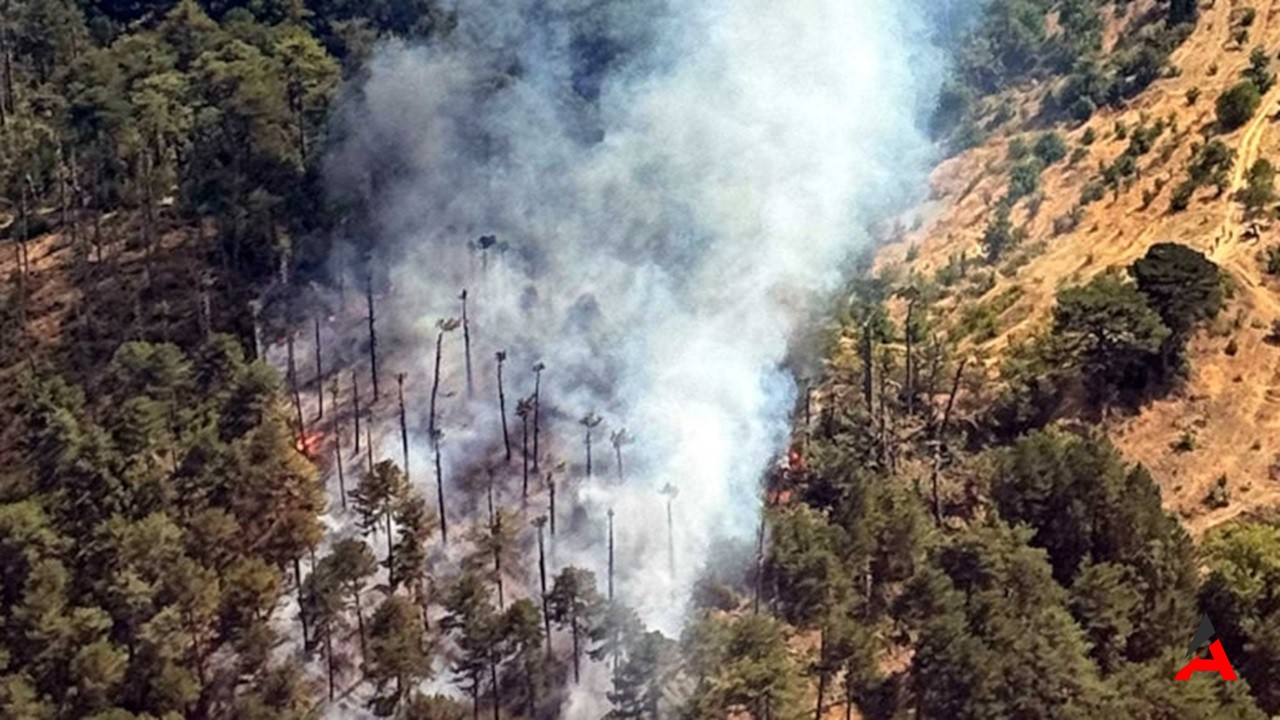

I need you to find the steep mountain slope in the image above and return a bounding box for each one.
[875,0,1280,533]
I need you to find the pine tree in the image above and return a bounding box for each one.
[548,566,603,684]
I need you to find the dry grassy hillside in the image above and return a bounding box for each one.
[875,0,1280,533]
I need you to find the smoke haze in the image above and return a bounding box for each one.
[325,0,960,639]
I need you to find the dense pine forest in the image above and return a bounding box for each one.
[3,0,1280,719]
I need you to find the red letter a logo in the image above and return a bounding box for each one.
[1175,640,1238,681]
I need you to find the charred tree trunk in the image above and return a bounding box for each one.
[286,332,305,438]
[461,290,474,399]
[534,516,552,660]
[496,351,511,461]
[860,320,874,411]
[429,330,444,436]
[397,373,410,480]
[353,370,362,453]
[931,357,967,525]
[904,297,916,415]
[366,274,380,402]
[332,379,347,509]
[532,363,545,471]
[314,317,324,420]
[434,430,448,544]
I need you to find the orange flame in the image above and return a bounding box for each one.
[296,431,326,460]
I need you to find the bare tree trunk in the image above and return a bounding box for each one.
[314,317,324,420]
[548,472,556,538]
[521,409,530,500]
[366,425,374,474]
[461,289,474,399]
[535,518,552,659]
[607,508,615,601]
[366,274,379,402]
[860,320,874,410]
[353,370,362,454]
[429,331,444,435]
[325,619,335,701]
[931,357,967,525]
[287,332,305,438]
[815,626,827,720]
[397,373,410,480]
[496,352,511,461]
[753,509,766,615]
[532,363,544,471]
[904,297,917,415]
[434,430,448,544]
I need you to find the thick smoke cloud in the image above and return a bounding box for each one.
[325,0,958,639]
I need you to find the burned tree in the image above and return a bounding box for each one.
[532,361,545,470]
[607,508,615,601]
[516,395,534,500]
[314,316,324,420]
[286,331,305,438]
[434,428,449,544]
[610,428,632,484]
[581,412,603,479]
[366,273,380,402]
[460,290,474,399]
[353,369,363,454]
[397,373,410,480]
[429,318,462,437]
[660,484,678,579]
[930,356,967,525]
[496,350,511,461]
[330,378,347,510]
[532,515,553,659]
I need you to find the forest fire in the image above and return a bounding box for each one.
[296,430,326,460]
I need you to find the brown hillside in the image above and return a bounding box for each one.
[875,0,1280,533]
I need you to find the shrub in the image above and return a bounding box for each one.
[1170,180,1196,211]
[1008,138,1031,161]
[1172,430,1197,453]
[1053,206,1085,235]
[1007,159,1044,201]
[1186,86,1201,105]
[1204,475,1230,509]
[1241,158,1277,211]
[1226,337,1240,356]
[1217,80,1262,130]
[1263,244,1280,274]
[1034,132,1067,164]
[1245,46,1276,93]
[1081,180,1106,205]
[1081,127,1097,145]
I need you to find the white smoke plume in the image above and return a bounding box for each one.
[324,0,962,646]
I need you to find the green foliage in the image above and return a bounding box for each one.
[1188,139,1235,195]
[1245,46,1276,93]
[1007,158,1044,202]
[1241,158,1277,211]
[1217,80,1262,131]
[5,336,323,717]
[1201,519,1280,713]
[982,203,1022,263]
[1054,273,1171,406]
[1033,131,1067,164]
[682,614,805,719]
[1129,242,1225,337]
